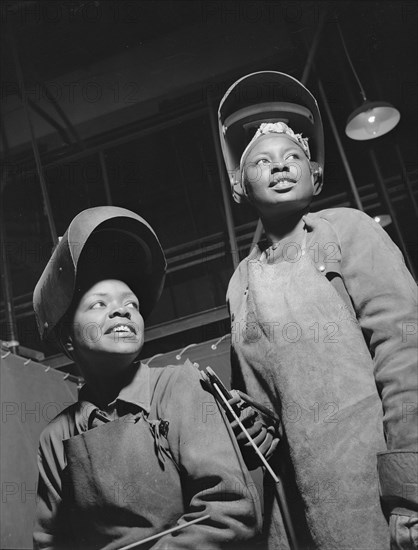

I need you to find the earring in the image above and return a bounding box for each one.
[60,334,74,355]
[65,340,74,352]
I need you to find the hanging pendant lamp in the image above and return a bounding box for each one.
[346,100,400,140]
[337,20,400,140]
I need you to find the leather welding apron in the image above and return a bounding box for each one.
[62,412,183,550]
[230,231,389,550]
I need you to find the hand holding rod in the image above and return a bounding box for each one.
[235,389,281,424]
[209,379,299,550]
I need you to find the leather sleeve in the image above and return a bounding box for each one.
[326,208,418,512]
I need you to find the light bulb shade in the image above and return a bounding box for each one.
[345,101,400,140]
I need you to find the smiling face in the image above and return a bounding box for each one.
[68,279,144,376]
[242,134,322,217]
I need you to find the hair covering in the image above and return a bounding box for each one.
[33,207,166,348]
[239,121,311,171]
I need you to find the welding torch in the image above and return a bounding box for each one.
[201,366,299,550]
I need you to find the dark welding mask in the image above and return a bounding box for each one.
[218,71,324,203]
[33,207,166,348]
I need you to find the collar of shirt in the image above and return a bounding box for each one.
[74,361,151,433]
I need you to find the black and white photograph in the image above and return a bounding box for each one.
[1,1,417,549]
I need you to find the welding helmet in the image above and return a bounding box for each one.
[33,206,166,346]
[218,71,324,202]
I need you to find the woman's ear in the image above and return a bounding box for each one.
[310,162,323,196]
[230,169,246,204]
[59,325,75,357]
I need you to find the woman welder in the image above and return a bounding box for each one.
[218,72,418,549]
[32,206,262,550]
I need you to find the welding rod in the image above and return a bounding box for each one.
[211,382,299,550]
[118,514,210,550]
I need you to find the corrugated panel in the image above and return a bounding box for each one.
[1,352,78,550]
